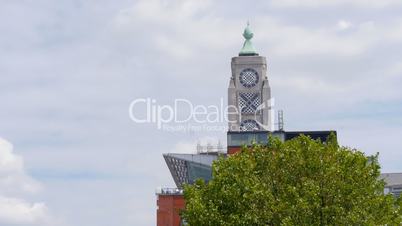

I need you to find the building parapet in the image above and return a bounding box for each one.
[156,187,183,196]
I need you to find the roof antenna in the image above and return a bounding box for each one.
[206,143,212,153]
[278,110,284,131]
[196,141,202,153]
[217,140,223,153]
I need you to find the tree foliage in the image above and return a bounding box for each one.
[182,134,402,225]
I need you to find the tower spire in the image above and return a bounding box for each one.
[239,22,258,56]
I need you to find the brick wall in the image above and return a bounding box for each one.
[157,194,185,226]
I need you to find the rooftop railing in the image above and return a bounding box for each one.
[155,187,183,195]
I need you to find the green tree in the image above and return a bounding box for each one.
[182,134,402,225]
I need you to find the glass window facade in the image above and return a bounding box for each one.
[187,162,212,184]
[163,154,219,188]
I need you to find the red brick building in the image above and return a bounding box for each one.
[156,189,185,226]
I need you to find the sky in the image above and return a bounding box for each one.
[1,0,402,225]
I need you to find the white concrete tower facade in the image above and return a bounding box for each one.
[228,24,273,131]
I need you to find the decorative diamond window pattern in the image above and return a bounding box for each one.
[239,68,259,88]
[240,119,260,131]
[239,92,261,114]
[165,156,188,187]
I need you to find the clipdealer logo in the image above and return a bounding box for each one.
[254,98,275,131]
[129,98,239,129]
[128,98,275,131]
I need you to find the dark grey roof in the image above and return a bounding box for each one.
[227,130,336,147]
[380,173,402,186]
[164,153,219,166]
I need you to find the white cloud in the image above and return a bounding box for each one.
[0,137,52,225]
[0,196,49,225]
[254,19,379,57]
[337,20,352,30]
[112,0,239,60]
[112,0,402,60]
[388,61,402,76]
[154,35,193,60]
[170,141,197,154]
[0,138,41,195]
[170,136,224,154]
[251,18,402,60]
[270,0,402,8]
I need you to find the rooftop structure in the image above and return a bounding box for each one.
[381,173,402,198]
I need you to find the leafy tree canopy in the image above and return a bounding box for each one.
[182,134,402,225]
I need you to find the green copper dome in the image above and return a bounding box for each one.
[239,23,258,56]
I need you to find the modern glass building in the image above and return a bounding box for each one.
[163,153,221,188]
